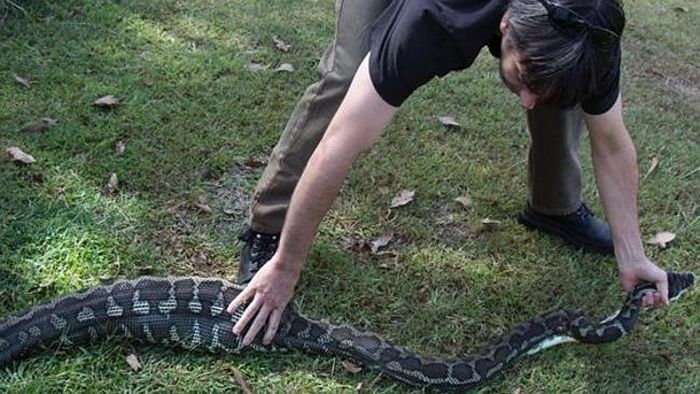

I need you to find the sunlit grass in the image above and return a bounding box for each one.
[0,0,698,392]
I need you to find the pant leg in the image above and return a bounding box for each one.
[248,0,392,234]
[526,104,585,216]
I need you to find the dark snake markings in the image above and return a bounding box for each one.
[0,272,695,390]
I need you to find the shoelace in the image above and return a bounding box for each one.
[574,203,594,220]
[239,230,279,272]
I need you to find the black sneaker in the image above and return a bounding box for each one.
[518,203,614,256]
[237,228,280,284]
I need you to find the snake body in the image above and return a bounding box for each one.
[0,272,694,390]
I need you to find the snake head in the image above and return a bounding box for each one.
[667,271,695,301]
[631,271,695,302]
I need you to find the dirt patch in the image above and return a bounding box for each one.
[432,201,475,246]
[204,162,264,239]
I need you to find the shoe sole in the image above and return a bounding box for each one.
[518,211,614,256]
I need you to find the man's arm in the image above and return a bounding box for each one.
[227,54,397,345]
[584,95,669,306]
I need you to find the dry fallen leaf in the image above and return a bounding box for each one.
[272,36,290,52]
[94,95,120,108]
[125,354,141,371]
[7,147,36,163]
[115,140,126,155]
[231,367,254,394]
[275,63,295,72]
[481,218,501,226]
[390,189,415,208]
[106,173,119,193]
[646,231,676,248]
[643,156,659,180]
[30,173,44,186]
[342,360,363,374]
[437,116,460,127]
[195,196,212,214]
[13,74,32,88]
[247,62,269,71]
[454,195,472,208]
[345,235,370,254]
[370,231,394,254]
[21,117,58,132]
[244,156,266,168]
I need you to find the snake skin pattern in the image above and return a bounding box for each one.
[0,272,694,390]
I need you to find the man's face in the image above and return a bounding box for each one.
[499,18,539,110]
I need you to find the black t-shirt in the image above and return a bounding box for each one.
[369,0,620,115]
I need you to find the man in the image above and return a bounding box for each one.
[227,0,670,346]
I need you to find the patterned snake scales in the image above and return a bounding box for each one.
[0,272,695,390]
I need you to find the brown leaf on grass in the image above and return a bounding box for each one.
[643,156,659,180]
[454,195,472,208]
[275,63,295,72]
[390,189,415,208]
[125,353,141,371]
[244,156,266,168]
[94,95,120,108]
[646,231,676,248]
[13,74,32,88]
[7,147,36,163]
[115,140,126,155]
[345,235,370,253]
[342,360,363,374]
[195,196,212,214]
[437,115,460,127]
[481,218,501,226]
[272,36,290,52]
[436,213,455,225]
[645,67,665,79]
[21,117,57,132]
[370,231,394,254]
[106,173,119,193]
[231,367,254,394]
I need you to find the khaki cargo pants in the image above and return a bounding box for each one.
[248,0,585,234]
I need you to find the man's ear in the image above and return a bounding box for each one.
[500,11,510,35]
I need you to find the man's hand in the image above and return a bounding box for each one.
[618,257,669,307]
[226,254,300,346]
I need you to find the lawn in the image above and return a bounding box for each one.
[0,0,698,392]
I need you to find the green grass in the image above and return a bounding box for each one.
[1,0,698,392]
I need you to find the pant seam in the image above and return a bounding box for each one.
[248,0,346,234]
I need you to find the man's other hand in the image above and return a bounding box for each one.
[618,258,670,307]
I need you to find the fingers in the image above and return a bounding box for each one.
[232,295,262,336]
[656,278,670,306]
[242,304,272,346]
[227,287,252,315]
[263,309,283,345]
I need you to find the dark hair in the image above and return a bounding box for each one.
[507,0,625,108]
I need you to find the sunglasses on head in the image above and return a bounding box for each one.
[537,0,619,48]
